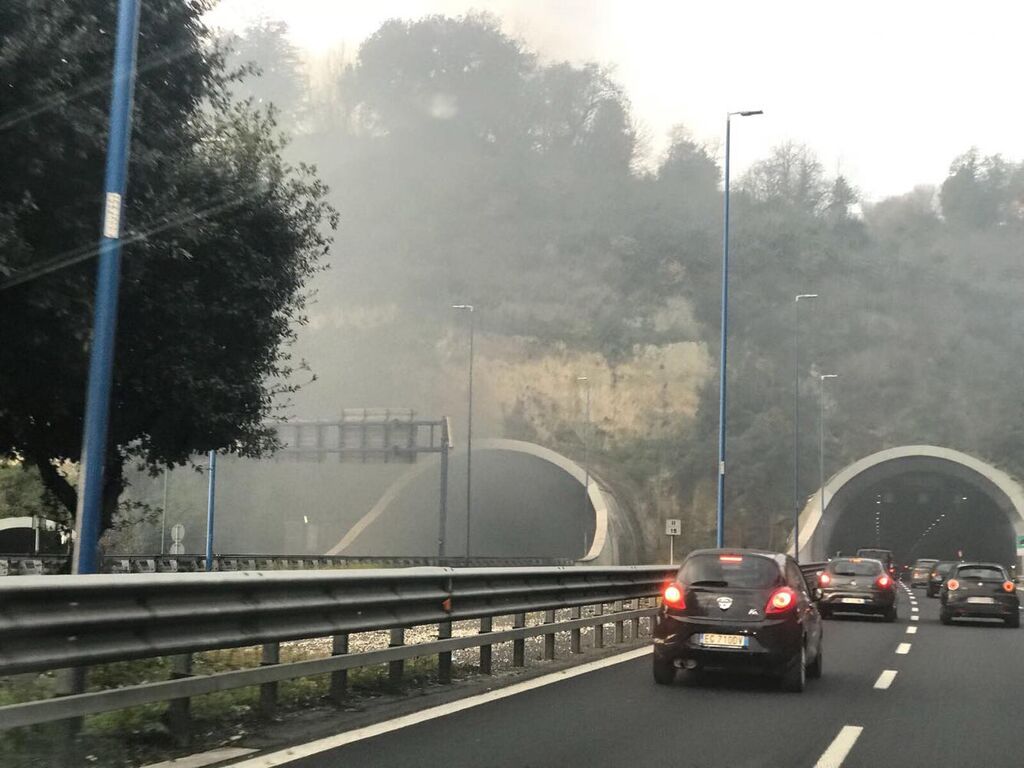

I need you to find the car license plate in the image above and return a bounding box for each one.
[699,633,748,648]
[841,598,867,604]
[967,597,995,604]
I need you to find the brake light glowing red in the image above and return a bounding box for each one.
[818,572,832,587]
[875,574,892,589]
[1003,581,1015,593]
[946,578,960,591]
[719,555,743,563]
[765,587,796,614]
[663,582,685,609]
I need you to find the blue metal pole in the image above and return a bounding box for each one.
[205,450,217,571]
[71,0,142,575]
[715,115,731,549]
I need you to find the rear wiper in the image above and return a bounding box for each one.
[690,580,729,587]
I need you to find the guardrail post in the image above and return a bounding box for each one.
[512,612,526,667]
[389,628,405,685]
[438,620,452,683]
[570,606,582,654]
[329,633,349,703]
[260,642,280,717]
[165,654,193,746]
[55,666,86,762]
[479,616,493,674]
[632,599,642,639]
[543,609,556,660]
[594,603,605,649]
[614,600,625,644]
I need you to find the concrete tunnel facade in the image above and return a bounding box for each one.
[325,439,644,564]
[791,445,1024,566]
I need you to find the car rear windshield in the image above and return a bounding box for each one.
[830,559,882,576]
[680,555,782,589]
[954,566,1005,580]
[913,560,938,568]
[857,550,891,561]
[934,562,957,574]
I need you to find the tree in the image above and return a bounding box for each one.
[224,20,309,126]
[0,0,337,536]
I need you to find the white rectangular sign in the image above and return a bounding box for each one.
[665,519,681,536]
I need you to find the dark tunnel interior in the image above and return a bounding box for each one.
[825,471,1016,568]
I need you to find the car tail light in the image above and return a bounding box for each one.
[1003,581,1015,593]
[946,578,960,591]
[875,574,892,589]
[818,572,832,587]
[663,582,685,609]
[765,587,796,615]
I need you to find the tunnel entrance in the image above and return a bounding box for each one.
[826,472,1015,565]
[796,446,1024,569]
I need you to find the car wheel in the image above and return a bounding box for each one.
[653,655,676,685]
[819,607,832,620]
[884,606,897,622]
[1006,613,1020,629]
[781,644,806,693]
[940,609,952,625]
[806,642,823,679]
[927,587,937,598]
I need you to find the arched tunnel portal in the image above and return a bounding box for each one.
[794,446,1024,568]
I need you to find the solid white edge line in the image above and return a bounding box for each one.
[226,645,654,767]
[873,670,898,690]
[141,747,258,768]
[896,642,912,654]
[906,626,918,634]
[814,725,864,768]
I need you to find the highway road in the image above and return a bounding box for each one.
[229,582,1023,768]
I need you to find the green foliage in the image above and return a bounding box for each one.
[0,0,337,531]
[0,462,65,521]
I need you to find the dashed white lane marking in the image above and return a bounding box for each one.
[896,642,912,654]
[911,606,919,612]
[224,645,653,767]
[814,725,864,768]
[906,626,918,634]
[873,670,898,690]
[911,615,919,621]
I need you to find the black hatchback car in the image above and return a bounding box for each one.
[940,562,1019,627]
[816,557,897,621]
[652,549,823,692]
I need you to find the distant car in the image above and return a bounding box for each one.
[652,548,823,692]
[910,558,939,587]
[856,548,895,576]
[927,561,959,597]
[940,563,1019,627]
[816,557,897,621]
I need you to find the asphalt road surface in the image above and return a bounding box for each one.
[230,582,1023,768]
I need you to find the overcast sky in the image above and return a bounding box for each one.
[208,0,1023,202]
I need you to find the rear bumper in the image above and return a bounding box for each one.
[651,613,802,671]
[943,597,1018,618]
[819,589,895,612]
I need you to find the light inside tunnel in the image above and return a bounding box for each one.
[825,471,1016,567]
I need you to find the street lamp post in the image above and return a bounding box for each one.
[793,293,818,562]
[819,374,839,527]
[577,376,591,555]
[452,304,475,560]
[715,109,763,548]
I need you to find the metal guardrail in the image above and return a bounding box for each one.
[0,552,577,576]
[0,565,675,732]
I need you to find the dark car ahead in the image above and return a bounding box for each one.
[652,549,823,692]
[910,558,939,587]
[816,557,897,621]
[856,548,895,576]
[927,561,959,597]
[940,563,1019,627]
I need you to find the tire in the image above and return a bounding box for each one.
[940,609,952,625]
[1006,613,1020,629]
[781,644,806,692]
[807,642,823,679]
[927,586,937,598]
[884,606,897,623]
[819,607,832,620]
[653,655,676,685]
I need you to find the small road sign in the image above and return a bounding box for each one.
[665,519,682,536]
